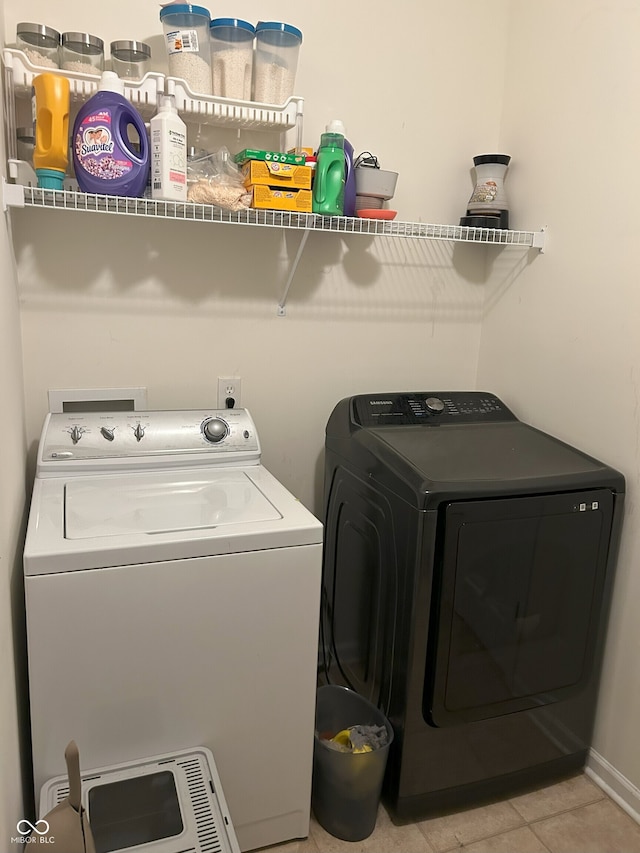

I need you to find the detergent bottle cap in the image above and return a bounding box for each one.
[326,119,346,136]
[157,94,178,114]
[98,70,124,95]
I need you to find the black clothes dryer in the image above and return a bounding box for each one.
[321,391,625,821]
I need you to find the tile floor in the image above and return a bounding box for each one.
[262,773,640,853]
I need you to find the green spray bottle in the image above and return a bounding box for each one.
[312,121,345,216]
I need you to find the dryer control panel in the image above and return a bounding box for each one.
[37,408,261,473]
[352,392,517,427]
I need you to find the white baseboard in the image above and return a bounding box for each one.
[586,749,640,825]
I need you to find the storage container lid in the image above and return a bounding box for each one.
[17,22,61,46]
[160,4,211,23]
[62,32,104,52]
[210,18,255,34]
[110,40,151,60]
[255,21,303,44]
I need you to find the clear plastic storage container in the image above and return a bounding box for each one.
[16,23,60,69]
[210,18,255,101]
[16,126,35,163]
[160,4,212,95]
[253,21,302,105]
[110,40,151,81]
[61,32,104,76]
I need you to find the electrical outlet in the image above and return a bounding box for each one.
[217,376,241,409]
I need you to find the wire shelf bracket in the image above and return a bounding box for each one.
[2,177,24,210]
[278,227,311,316]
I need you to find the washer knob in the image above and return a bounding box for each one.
[101,426,115,441]
[133,423,146,442]
[203,417,228,443]
[69,425,83,444]
[425,396,445,413]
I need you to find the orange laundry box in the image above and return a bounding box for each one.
[241,159,312,190]
[250,184,313,212]
[288,146,314,158]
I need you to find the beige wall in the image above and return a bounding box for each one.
[5,0,640,836]
[5,0,508,512]
[0,4,29,848]
[0,1,507,833]
[0,213,28,852]
[478,1,640,791]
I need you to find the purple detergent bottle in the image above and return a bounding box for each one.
[327,119,356,216]
[72,71,149,197]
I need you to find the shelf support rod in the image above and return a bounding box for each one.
[277,227,311,316]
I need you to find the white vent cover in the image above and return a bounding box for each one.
[39,747,240,853]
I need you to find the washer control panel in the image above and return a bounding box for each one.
[38,408,260,467]
[353,392,516,427]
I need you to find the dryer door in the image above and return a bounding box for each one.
[425,489,615,726]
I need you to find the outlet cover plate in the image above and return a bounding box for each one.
[217,376,241,409]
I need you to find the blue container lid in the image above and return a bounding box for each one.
[36,167,65,190]
[210,18,255,34]
[255,21,302,45]
[160,4,211,24]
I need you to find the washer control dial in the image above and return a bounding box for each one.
[69,425,84,444]
[425,396,445,413]
[202,417,229,443]
[101,426,115,441]
[133,423,146,442]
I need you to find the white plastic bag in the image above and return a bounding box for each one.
[187,146,252,211]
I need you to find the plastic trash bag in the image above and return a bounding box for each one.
[187,146,252,211]
[322,724,389,753]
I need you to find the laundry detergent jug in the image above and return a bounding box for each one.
[325,119,355,216]
[313,121,345,216]
[72,71,149,197]
[32,73,70,190]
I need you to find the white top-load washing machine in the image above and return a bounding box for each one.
[24,407,322,853]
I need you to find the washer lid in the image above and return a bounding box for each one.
[65,469,280,539]
[24,464,322,574]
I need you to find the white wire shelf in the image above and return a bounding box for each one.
[2,46,547,316]
[4,183,545,315]
[5,184,545,249]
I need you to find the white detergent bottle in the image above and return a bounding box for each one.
[150,94,187,201]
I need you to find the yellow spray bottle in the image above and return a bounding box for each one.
[32,73,70,190]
